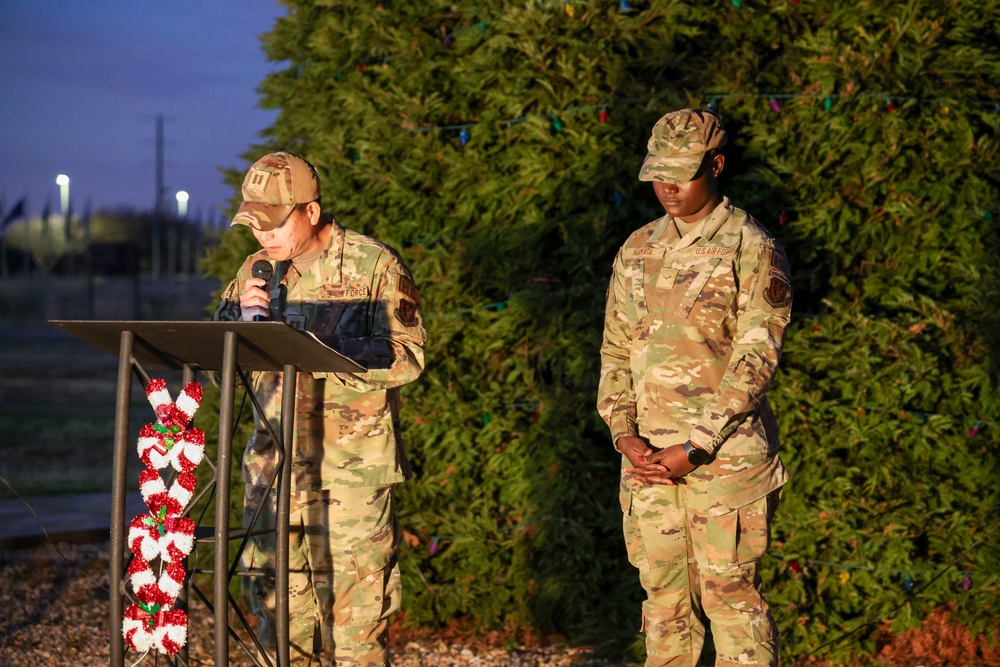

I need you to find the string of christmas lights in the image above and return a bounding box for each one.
[336,92,1000,156]
[410,520,989,597]
[706,91,1000,114]
[407,103,611,144]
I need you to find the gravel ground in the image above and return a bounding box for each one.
[0,541,630,667]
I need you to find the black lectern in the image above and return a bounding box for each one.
[50,320,365,667]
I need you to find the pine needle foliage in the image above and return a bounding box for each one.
[202,0,1000,662]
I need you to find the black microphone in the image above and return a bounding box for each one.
[251,260,273,321]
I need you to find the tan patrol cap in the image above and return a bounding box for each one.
[638,109,728,184]
[232,152,321,231]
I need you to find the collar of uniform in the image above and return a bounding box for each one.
[280,220,346,295]
[656,197,734,253]
[647,197,733,247]
[697,197,734,242]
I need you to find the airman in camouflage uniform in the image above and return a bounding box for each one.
[597,110,792,667]
[214,152,425,666]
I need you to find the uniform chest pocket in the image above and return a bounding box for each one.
[648,257,736,330]
[676,257,721,319]
[680,257,738,330]
[291,286,373,339]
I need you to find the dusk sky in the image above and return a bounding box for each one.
[0,1,285,223]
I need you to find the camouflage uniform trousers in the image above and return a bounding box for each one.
[623,480,780,667]
[241,484,401,667]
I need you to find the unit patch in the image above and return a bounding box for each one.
[395,299,419,327]
[762,271,792,309]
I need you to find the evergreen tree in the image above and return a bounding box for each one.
[203,1,1000,662]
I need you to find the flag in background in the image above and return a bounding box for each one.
[40,198,52,248]
[0,197,27,238]
[82,198,92,242]
[64,200,73,242]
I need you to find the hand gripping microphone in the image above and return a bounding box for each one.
[250,260,273,321]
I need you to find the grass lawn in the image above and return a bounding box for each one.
[0,325,182,498]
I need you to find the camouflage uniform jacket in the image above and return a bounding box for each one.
[215,221,426,490]
[598,198,791,513]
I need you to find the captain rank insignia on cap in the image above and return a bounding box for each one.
[245,168,272,198]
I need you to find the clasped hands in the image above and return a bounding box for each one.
[617,435,697,486]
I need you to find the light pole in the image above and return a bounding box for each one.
[175,190,189,219]
[56,174,70,216]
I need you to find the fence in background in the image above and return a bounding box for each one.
[0,276,221,325]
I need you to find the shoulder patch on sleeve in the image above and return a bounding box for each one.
[397,275,421,304]
[762,270,792,309]
[394,299,419,327]
[769,248,790,276]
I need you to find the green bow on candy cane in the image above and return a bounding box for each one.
[141,505,178,537]
[152,423,183,454]
[138,601,163,630]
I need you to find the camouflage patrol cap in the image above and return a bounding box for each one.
[232,152,321,231]
[638,109,728,184]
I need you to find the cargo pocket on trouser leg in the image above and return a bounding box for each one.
[701,492,779,667]
[328,490,400,667]
[241,488,278,651]
[625,487,695,665]
[242,499,321,666]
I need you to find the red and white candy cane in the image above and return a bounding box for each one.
[125,379,204,657]
[123,603,188,655]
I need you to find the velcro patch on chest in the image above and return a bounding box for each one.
[323,286,371,299]
[655,269,679,290]
[625,247,665,259]
[694,246,737,256]
[284,314,306,330]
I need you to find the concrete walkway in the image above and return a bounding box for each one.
[0,491,146,549]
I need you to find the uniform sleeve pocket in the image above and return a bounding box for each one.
[626,259,648,323]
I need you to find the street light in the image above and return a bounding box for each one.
[56,174,70,216]
[175,190,189,219]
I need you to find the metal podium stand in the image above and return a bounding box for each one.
[50,320,364,667]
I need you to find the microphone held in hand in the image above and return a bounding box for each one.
[251,260,273,321]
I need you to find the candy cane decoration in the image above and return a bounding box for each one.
[124,379,203,656]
